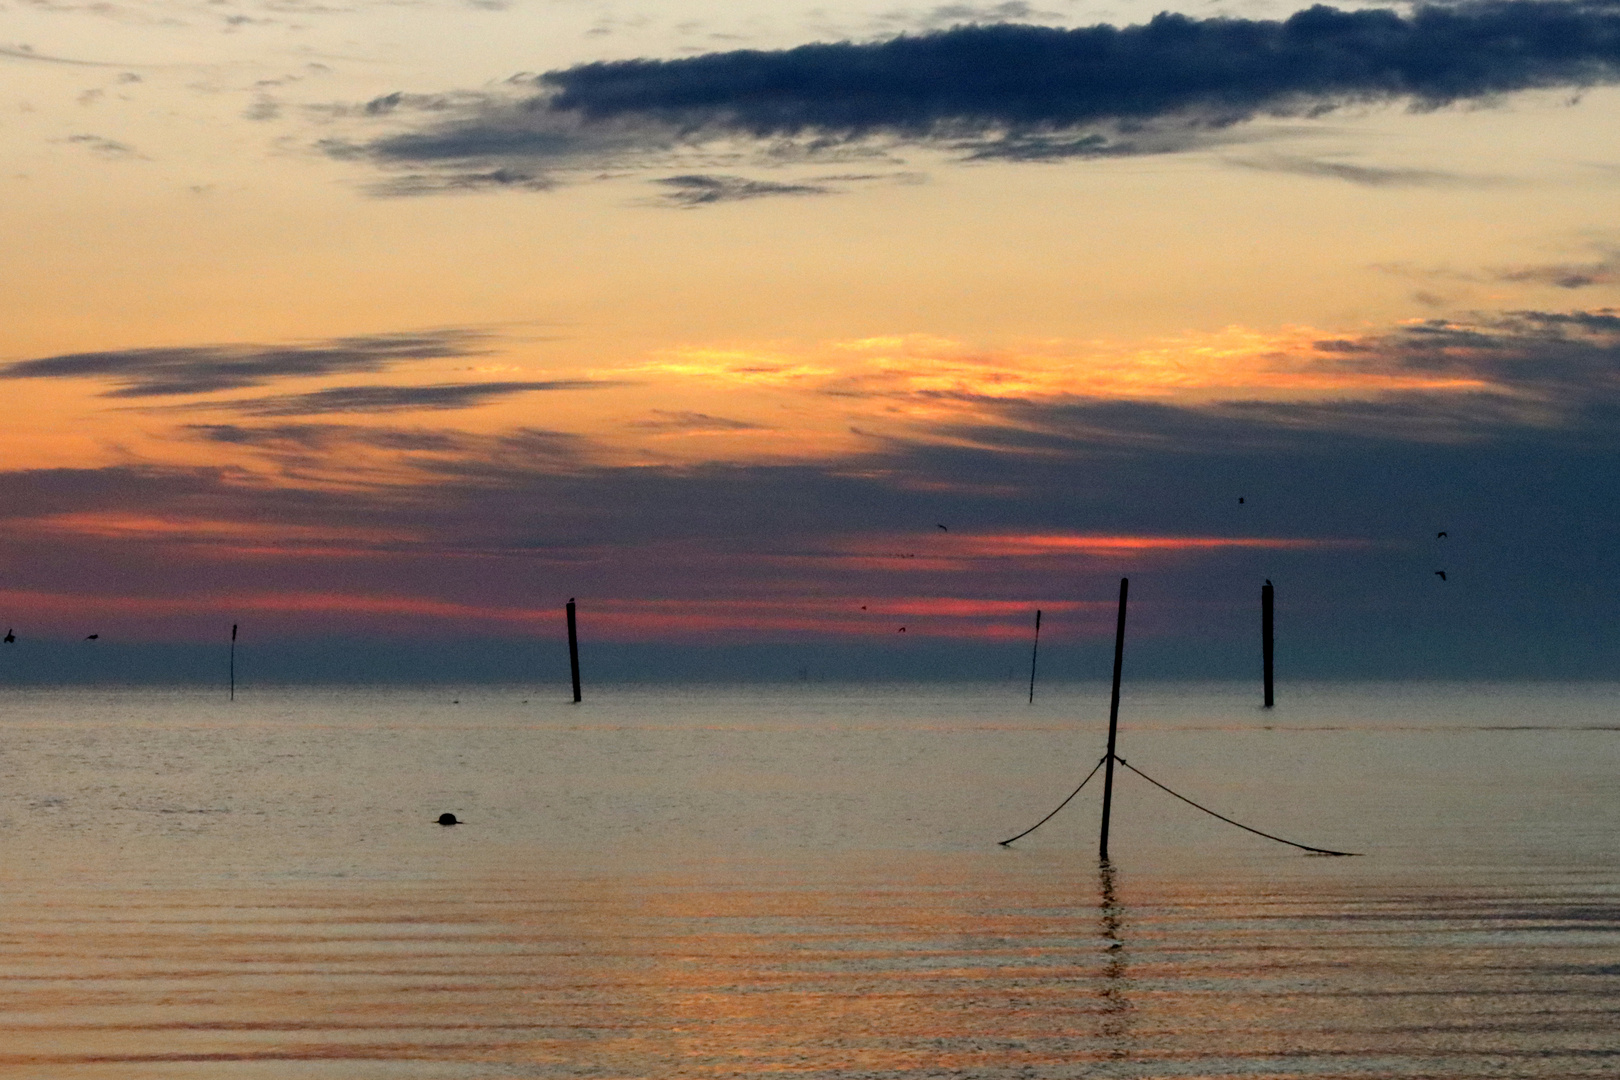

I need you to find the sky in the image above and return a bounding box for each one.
[5,0,1620,681]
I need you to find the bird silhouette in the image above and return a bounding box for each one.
[1265,579,1272,586]
[1238,496,1245,504]
[85,633,99,640]
[860,605,867,610]
[1434,570,1447,581]
[2,629,12,644]
[935,523,948,531]
[898,626,907,633]
[1437,531,1448,538]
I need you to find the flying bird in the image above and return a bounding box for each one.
[2,629,12,644]
[1437,531,1448,538]
[936,523,948,531]
[85,633,99,640]
[898,626,907,633]
[1434,570,1447,581]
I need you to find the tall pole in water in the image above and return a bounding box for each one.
[1027,608,1042,704]
[229,623,238,702]
[1098,577,1129,861]
[566,599,582,703]
[1262,581,1274,708]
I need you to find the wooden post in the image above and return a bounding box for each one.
[1262,581,1274,709]
[1027,608,1042,704]
[229,623,237,702]
[566,599,582,703]
[1098,577,1128,861]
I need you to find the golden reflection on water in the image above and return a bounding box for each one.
[3,855,1618,1078]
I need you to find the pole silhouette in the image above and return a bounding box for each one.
[229,623,238,701]
[1027,608,1042,704]
[1262,581,1274,708]
[566,599,582,703]
[1098,577,1129,861]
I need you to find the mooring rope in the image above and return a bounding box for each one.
[1116,758,1361,857]
[998,755,1108,846]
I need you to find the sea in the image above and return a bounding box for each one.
[0,681,1615,1078]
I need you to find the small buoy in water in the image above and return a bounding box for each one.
[437,812,460,826]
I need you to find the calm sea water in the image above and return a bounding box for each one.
[1,681,1616,1078]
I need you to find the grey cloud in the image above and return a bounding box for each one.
[189,380,624,417]
[1377,248,1620,291]
[366,168,557,197]
[186,423,477,453]
[652,173,832,206]
[0,44,123,66]
[64,134,139,158]
[1492,255,1620,287]
[627,410,771,432]
[1225,154,1506,187]
[872,3,1058,33]
[0,329,493,397]
[244,96,281,122]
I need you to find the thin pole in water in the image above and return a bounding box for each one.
[566,599,581,703]
[1027,608,1042,704]
[1098,577,1128,861]
[1262,581,1274,708]
[229,623,238,702]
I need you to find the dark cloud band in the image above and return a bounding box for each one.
[540,3,1620,137]
[333,2,1620,194]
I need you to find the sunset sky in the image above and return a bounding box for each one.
[6,0,1620,679]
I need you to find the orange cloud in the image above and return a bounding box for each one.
[24,513,411,552]
[814,531,1357,572]
[956,532,1359,556]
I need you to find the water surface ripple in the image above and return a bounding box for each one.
[1,682,1615,1078]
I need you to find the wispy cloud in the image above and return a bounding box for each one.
[365,168,557,197]
[1492,252,1620,288]
[626,410,771,433]
[0,329,494,397]
[0,43,124,66]
[651,173,832,206]
[1225,155,1508,188]
[63,133,141,158]
[183,379,626,416]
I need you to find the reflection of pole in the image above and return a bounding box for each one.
[1027,609,1042,704]
[566,599,582,704]
[1262,582,1275,708]
[1098,578,1128,861]
[1097,858,1130,1056]
[229,623,238,702]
